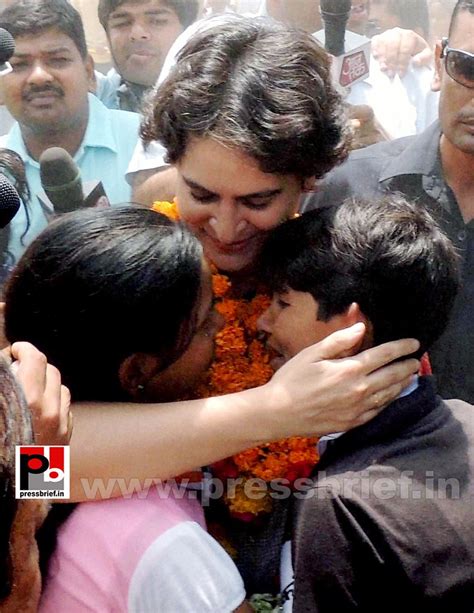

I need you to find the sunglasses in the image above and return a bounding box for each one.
[441,38,474,89]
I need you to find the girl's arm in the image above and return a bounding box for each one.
[70,324,420,501]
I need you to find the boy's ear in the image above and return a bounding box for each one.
[118,353,161,398]
[337,303,372,357]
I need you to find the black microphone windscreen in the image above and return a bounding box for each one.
[0,175,20,229]
[0,28,15,64]
[320,0,352,15]
[320,0,352,56]
[39,147,84,213]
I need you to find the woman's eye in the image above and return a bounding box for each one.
[242,199,271,210]
[191,192,216,204]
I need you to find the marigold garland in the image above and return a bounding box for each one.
[152,199,319,519]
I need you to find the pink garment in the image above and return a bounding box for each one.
[39,487,205,612]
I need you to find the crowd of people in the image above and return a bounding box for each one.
[0,0,473,611]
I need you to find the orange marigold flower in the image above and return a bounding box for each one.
[213,273,231,298]
[215,325,247,356]
[215,299,240,321]
[248,339,269,363]
[234,447,261,471]
[244,295,272,334]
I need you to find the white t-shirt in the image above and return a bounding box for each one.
[39,488,245,612]
[129,521,245,612]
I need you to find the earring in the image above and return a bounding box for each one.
[136,383,145,395]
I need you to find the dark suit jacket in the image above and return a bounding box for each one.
[292,377,474,612]
[301,122,474,403]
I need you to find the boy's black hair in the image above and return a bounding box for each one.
[261,195,460,357]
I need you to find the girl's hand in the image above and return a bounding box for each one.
[264,323,420,438]
[9,342,72,445]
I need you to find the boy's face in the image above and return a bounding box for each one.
[258,288,350,370]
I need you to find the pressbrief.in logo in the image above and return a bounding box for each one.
[15,446,70,499]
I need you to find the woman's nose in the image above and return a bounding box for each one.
[209,204,246,243]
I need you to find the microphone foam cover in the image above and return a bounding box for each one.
[39,147,84,213]
[320,0,352,15]
[40,147,79,188]
[0,174,21,229]
[0,28,15,64]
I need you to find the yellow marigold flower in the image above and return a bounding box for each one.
[151,199,180,220]
[226,482,273,516]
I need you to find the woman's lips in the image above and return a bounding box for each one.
[204,233,258,255]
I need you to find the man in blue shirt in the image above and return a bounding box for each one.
[0,0,140,262]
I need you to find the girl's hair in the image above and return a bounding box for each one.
[0,355,32,601]
[4,207,203,400]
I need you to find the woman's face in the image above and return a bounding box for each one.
[175,137,306,274]
[142,260,224,400]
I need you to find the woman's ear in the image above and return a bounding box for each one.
[302,176,317,192]
[118,353,161,399]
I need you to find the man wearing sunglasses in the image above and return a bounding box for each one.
[303,0,474,406]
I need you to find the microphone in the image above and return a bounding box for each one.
[320,0,351,57]
[314,1,371,89]
[0,174,20,229]
[39,147,110,215]
[0,28,15,76]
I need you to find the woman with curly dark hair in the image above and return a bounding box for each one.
[30,16,419,591]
